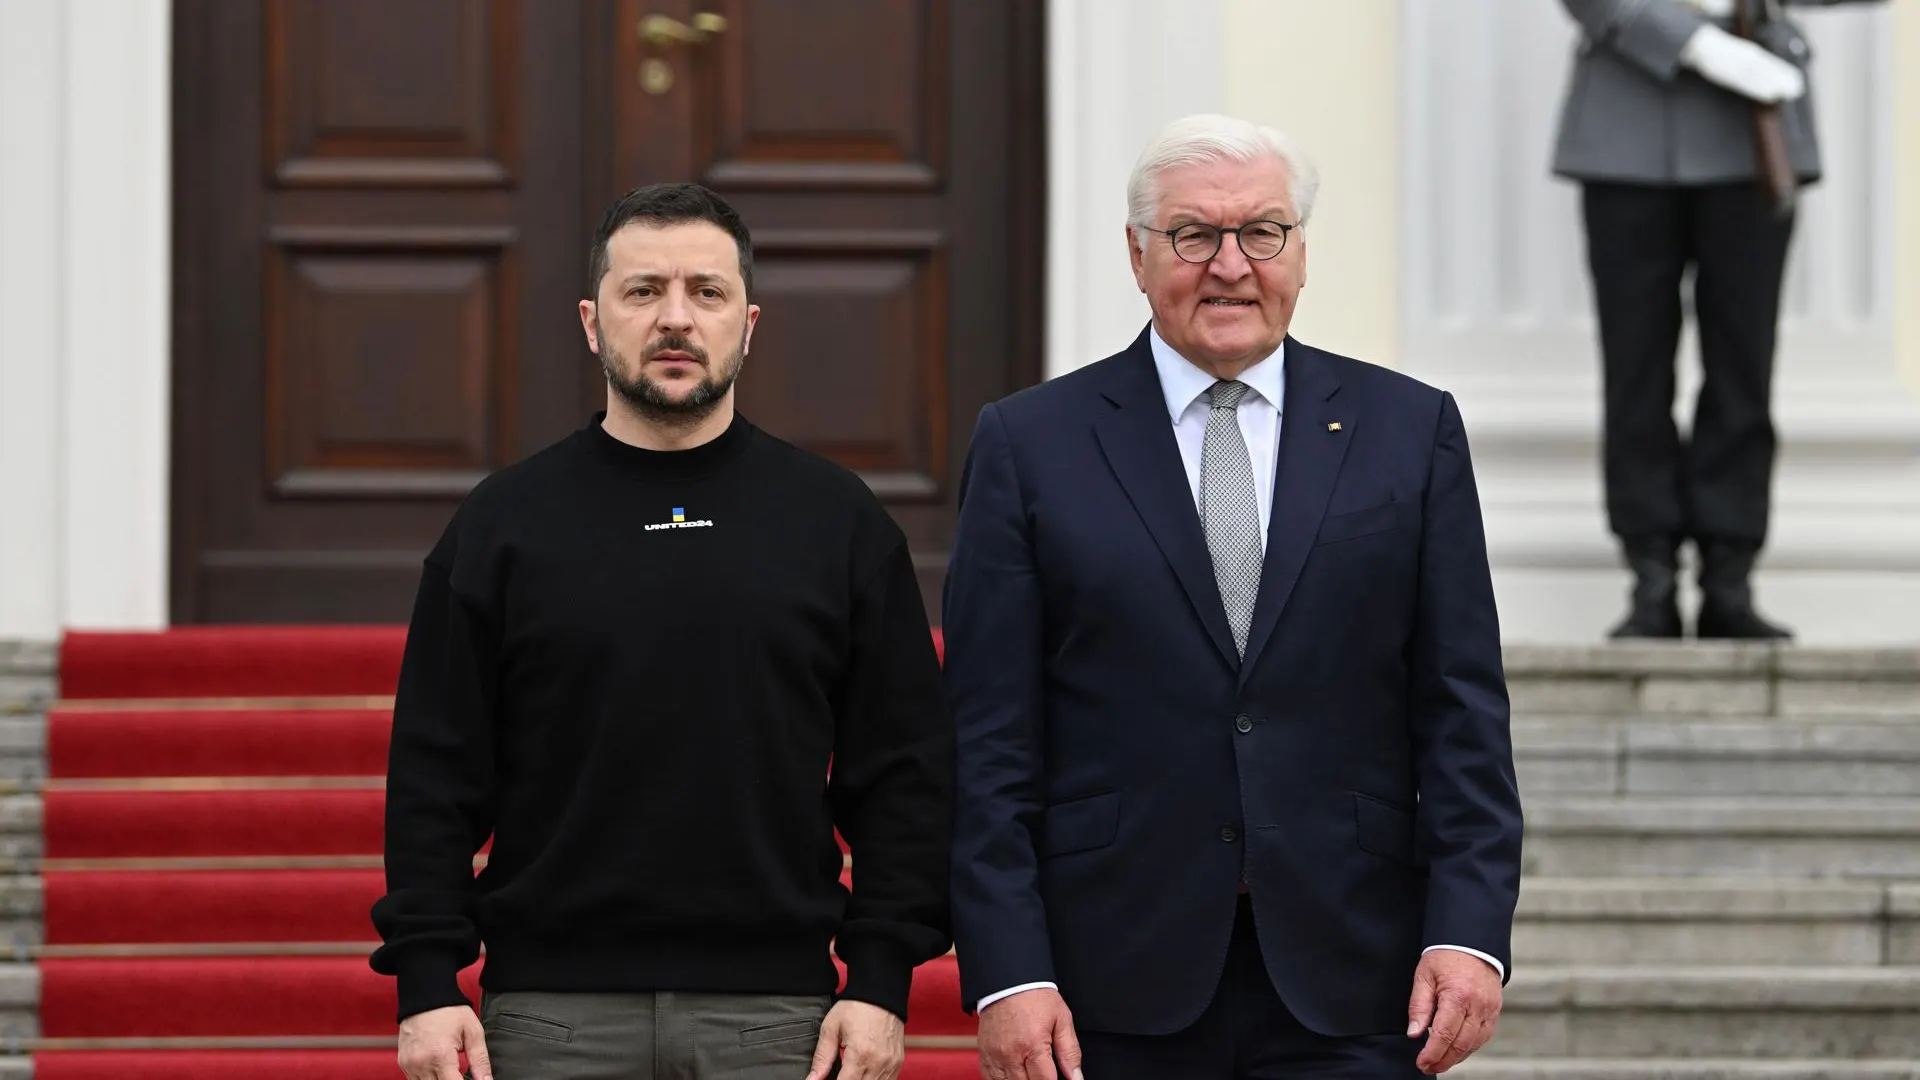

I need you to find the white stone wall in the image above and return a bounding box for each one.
[0,0,171,639]
[1045,0,1228,373]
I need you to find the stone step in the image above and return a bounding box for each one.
[7,873,1906,963]
[1457,1060,1920,1080]
[0,876,39,948]
[0,964,32,1042]
[1514,878,1919,966]
[1502,644,1920,718]
[1516,720,1920,797]
[0,719,43,782]
[15,641,1915,717]
[0,798,37,861]
[0,961,1911,1060]
[1522,797,1920,879]
[5,793,1920,877]
[1518,710,1920,727]
[1496,965,1920,1058]
[0,871,1911,964]
[1500,644,1918,678]
[0,875,1903,964]
[0,877,41,913]
[0,641,53,718]
[0,1057,1915,1080]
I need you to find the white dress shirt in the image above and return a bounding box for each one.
[1151,326,1285,539]
[973,329,1502,1012]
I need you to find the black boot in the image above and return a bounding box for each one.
[1695,540,1792,640]
[1608,536,1682,639]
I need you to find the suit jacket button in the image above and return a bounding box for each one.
[1220,826,1238,843]
[1234,714,1253,733]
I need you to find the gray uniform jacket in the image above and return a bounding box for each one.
[1550,0,1882,186]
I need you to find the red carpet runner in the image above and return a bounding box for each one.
[37,626,976,1079]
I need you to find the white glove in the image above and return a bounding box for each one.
[1678,24,1806,103]
[1680,0,1737,18]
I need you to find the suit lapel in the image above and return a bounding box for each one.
[1091,334,1240,670]
[1238,340,1350,684]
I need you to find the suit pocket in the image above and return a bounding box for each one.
[491,1010,575,1044]
[1040,791,1120,857]
[740,1017,821,1047]
[1352,792,1417,866]
[1316,501,1414,546]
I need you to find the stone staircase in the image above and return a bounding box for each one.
[0,640,53,1077]
[0,638,1916,1078]
[1464,642,1920,1080]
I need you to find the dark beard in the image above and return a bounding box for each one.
[598,323,746,427]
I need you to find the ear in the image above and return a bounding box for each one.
[743,303,761,355]
[1126,225,1147,293]
[578,299,600,354]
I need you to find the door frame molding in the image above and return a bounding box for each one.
[169,0,212,625]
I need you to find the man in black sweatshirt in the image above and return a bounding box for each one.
[370,182,954,1080]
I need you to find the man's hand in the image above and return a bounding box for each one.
[977,988,1084,1080]
[398,1004,490,1080]
[806,999,905,1080]
[1406,951,1502,1075]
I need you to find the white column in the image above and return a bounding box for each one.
[0,0,171,638]
[0,0,65,639]
[61,0,172,630]
[1898,1,1920,393]
[1046,0,1227,376]
[1399,0,1920,643]
[1223,0,1403,368]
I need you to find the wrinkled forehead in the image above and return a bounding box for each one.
[1154,156,1296,225]
[605,220,742,279]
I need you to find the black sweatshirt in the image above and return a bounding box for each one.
[369,412,954,1023]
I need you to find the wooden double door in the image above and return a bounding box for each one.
[170,0,1045,623]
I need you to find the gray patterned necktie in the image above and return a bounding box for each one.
[1200,380,1262,657]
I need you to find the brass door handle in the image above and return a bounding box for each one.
[639,12,727,49]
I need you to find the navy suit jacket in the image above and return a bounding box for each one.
[941,327,1524,1038]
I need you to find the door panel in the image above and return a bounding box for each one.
[262,226,519,496]
[694,0,947,191]
[734,234,948,499]
[172,0,598,622]
[171,0,1043,622]
[603,0,1044,609]
[265,0,519,188]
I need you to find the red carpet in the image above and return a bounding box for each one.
[47,708,391,777]
[56,626,410,700]
[45,789,387,858]
[37,627,970,1079]
[43,869,386,944]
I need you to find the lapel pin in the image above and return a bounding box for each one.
[1327,422,1343,432]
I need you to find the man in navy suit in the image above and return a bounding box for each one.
[942,113,1524,1079]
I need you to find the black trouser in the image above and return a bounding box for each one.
[1076,896,1421,1079]
[1579,181,1796,548]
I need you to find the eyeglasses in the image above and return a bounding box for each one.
[1136,220,1295,263]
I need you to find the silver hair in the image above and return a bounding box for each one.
[1126,114,1321,251]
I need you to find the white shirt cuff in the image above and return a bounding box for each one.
[1424,944,1505,980]
[976,981,1058,1010]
